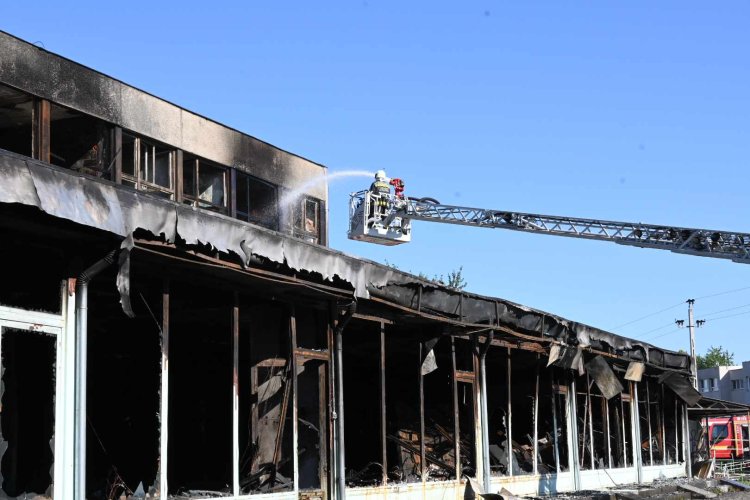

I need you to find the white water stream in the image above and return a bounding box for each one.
[279,169,374,209]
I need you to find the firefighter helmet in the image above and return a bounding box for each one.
[375,169,387,181]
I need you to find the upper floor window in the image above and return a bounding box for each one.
[293,197,320,244]
[183,154,227,213]
[0,83,33,158]
[712,378,719,391]
[235,172,278,230]
[701,379,710,392]
[732,379,745,390]
[121,133,175,198]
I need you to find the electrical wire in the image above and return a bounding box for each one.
[609,301,684,330]
[636,322,676,340]
[695,285,750,301]
[701,302,750,318]
[647,327,683,342]
[705,310,750,323]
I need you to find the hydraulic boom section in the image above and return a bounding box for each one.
[348,190,750,264]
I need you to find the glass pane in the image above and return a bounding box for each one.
[236,173,249,220]
[246,175,278,229]
[154,148,172,188]
[198,162,225,208]
[122,134,136,176]
[139,141,153,183]
[183,157,196,198]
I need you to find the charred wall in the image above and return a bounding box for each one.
[0,31,327,201]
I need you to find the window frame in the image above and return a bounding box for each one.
[293,196,321,243]
[234,171,279,230]
[120,133,176,198]
[182,155,228,213]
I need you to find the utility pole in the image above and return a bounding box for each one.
[676,299,704,390]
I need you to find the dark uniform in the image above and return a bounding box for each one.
[369,179,391,219]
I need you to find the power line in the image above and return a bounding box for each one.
[610,301,683,330]
[701,302,750,318]
[636,322,677,340]
[706,310,750,323]
[647,327,683,342]
[695,286,750,301]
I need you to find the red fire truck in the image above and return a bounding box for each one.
[706,415,750,459]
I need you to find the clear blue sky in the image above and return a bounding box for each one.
[4,2,749,360]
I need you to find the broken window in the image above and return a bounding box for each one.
[342,321,383,486]
[576,372,608,470]
[0,83,33,157]
[608,385,634,468]
[535,365,562,474]
[238,300,294,494]
[384,333,422,483]
[454,338,476,478]
[0,328,56,498]
[509,350,539,475]
[421,336,458,481]
[485,346,511,475]
[168,284,233,495]
[183,154,227,212]
[294,306,328,492]
[550,369,570,472]
[236,172,279,230]
[293,197,321,244]
[86,271,160,499]
[50,103,114,179]
[637,378,665,467]
[120,133,174,197]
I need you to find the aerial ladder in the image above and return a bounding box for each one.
[348,177,750,264]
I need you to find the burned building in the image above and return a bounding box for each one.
[0,31,705,500]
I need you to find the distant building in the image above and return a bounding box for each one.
[698,362,750,405]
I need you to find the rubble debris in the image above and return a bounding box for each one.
[677,483,718,498]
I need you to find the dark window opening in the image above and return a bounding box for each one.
[120,133,174,198]
[343,321,383,486]
[86,273,160,499]
[238,300,294,494]
[183,155,227,212]
[551,369,570,472]
[236,172,279,230]
[0,328,56,498]
[509,350,538,475]
[663,388,679,464]
[50,103,113,179]
[297,359,326,491]
[384,333,421,483]
[0,83,33,157]
[295,306,328,351]
[457,380,476,478]
[486,346,511,475]
[168,284,232,494]
[422,337,458,481]
[535,365,559,474]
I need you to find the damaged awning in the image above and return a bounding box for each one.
[0,150,692,373]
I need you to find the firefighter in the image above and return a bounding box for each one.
[369,169,391,222]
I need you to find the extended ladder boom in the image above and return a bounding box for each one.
[393,198,750,263]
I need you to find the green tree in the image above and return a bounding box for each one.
[696,345,735,369]
[439,266,468,290]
